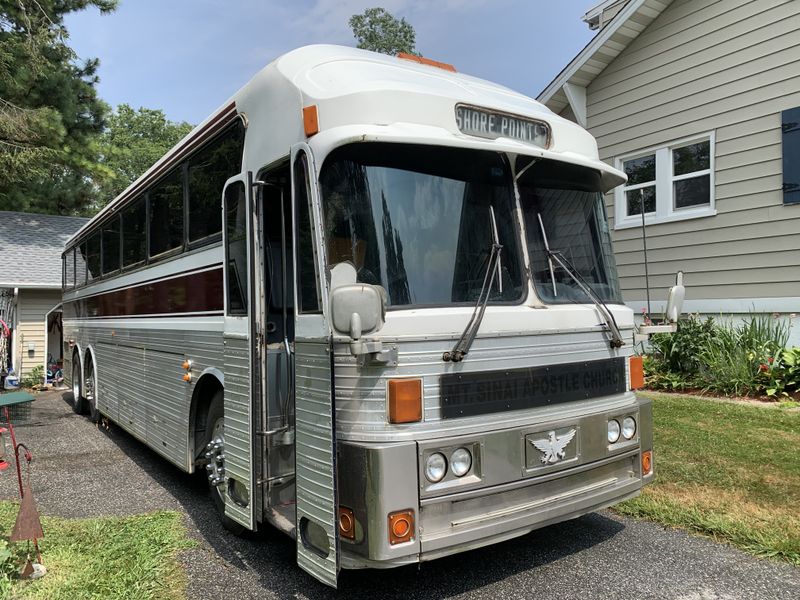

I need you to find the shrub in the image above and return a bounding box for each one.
[643,313,796,398]
[698,315,789,396]
[20,365,44,389]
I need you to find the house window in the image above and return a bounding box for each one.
[615,134,715,229]
[782,107,800,205]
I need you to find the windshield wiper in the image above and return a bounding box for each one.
[444,207,503,363]
[537,213,625,349]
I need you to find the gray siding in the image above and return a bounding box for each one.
[586,0,800,302]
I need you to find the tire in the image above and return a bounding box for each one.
[204,391,246,536]
[85,356,101,424]
[71,357,85,414]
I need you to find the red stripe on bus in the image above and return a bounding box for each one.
[64,267,224,318]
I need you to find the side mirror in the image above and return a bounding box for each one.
[664,271,685,324]
[330,284,386,340]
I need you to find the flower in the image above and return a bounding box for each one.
[759,363,769,372]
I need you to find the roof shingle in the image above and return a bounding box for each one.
[0,211,89,288]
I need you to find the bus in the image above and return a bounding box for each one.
[62,45,682,588]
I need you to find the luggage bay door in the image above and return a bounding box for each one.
[221,174,262,531]
[291,144,339,588]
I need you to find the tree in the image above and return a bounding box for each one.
[0,0,117,215]
[95,104,193,206]
[349,7,417,56]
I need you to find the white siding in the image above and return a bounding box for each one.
[586,0,800,303]
[14,289,61,380]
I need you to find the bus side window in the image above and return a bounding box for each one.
[65,249,75,289]
[86,233,101,282]
[188,120,244,244]
[294,153,320,313]
[225,182,248,316]
[77,243,88,286]
[102,216,121,275]
[122,197,147,268]
[149,168,184,258]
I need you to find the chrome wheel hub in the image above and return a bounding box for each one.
[205,418,226,487]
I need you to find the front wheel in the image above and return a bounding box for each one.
[71,358,85,414]
[204,392,246,536]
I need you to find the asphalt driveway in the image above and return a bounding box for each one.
[1,390,798,600]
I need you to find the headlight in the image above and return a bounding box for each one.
[450,448,472,477]
[425,452,447,482]
[608,419,621,444]
[622,416,637,440]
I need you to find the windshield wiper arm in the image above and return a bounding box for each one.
[444,240,503,363]
[537,213,624,349]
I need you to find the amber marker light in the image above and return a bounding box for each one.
[397,52,456,72]
[642,450,653,476]
[182,373,192,383]
[388,379,423,424]
[303,105,319,137]
[338,507,355,541]
[388,510,414,545]
[629,355,645,390]
[182,359,192,371]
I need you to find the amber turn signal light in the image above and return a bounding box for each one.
[388,510,414,545]
[629,355,645,390]
[338,506,355,540]
[388,379,423,424]
[642,450,653,476]
[182,373,191,383]
[303,105,319,137]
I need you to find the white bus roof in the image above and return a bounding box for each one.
[68,45,623,246]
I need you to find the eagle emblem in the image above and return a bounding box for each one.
[530,429,577,464]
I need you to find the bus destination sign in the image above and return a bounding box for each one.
[440,358,626,419]
[455,104,549,148]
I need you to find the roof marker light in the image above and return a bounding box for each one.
[397,52,456,72]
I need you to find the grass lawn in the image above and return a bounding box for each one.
[0,502,194,599]
[616,392,800,565]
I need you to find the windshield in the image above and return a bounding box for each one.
[518,158,623,304]
[319,143,525,307]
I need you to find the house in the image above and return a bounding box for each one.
[0,211,88,385]
[538,0,800,345]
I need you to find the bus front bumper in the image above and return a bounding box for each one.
[339,448,650,569]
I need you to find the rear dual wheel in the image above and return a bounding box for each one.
[71,354,100,423]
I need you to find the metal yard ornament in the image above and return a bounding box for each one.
[10,484,44,544]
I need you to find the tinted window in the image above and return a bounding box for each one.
[782,107,800,204]
[149,169,184,257]
[188,121,245,242]
[102,217,121,274]
[65,250,75,289]
[122,198,146,268]
[77,243,88,286]
[294,153,320,312]
[86,233,101,281]
[225,182,248,315]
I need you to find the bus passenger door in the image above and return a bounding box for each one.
[220,174,261,531]
[291,144,339,588]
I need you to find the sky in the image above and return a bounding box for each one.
[63,0,597,125]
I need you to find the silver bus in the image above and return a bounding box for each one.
[62,45,676,588]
